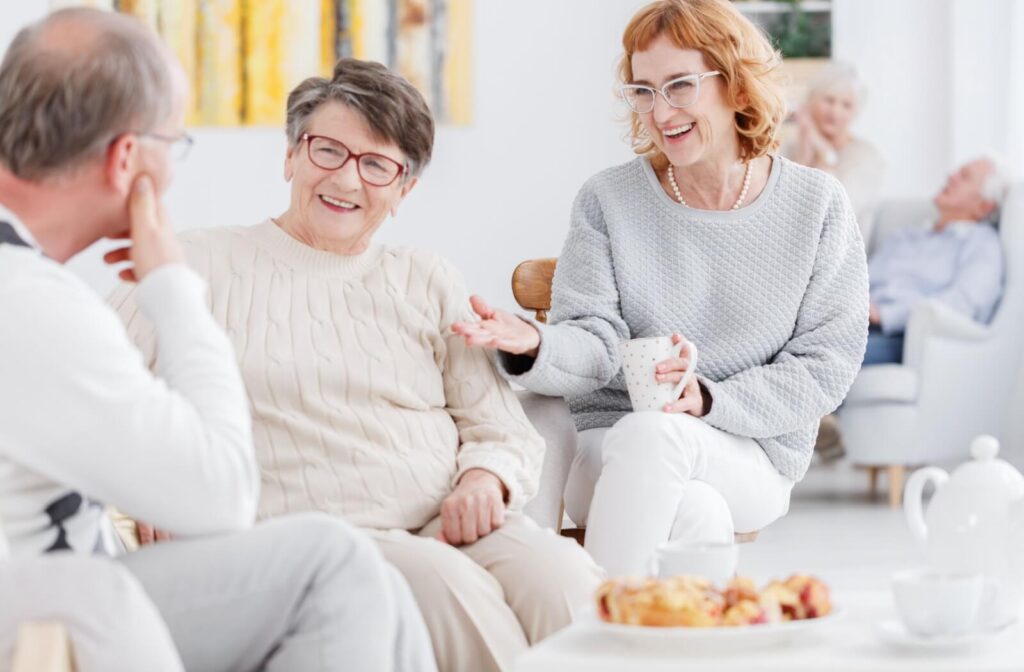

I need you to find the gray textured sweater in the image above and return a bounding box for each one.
[502,156,868,481]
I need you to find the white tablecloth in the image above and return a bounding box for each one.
[514,590,1024,671]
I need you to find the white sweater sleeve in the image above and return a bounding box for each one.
[0,264,258,536]
[433,259,545,510]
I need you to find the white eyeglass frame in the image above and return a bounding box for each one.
[620,71,722,113]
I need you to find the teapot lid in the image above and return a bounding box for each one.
[948,435,1024,503]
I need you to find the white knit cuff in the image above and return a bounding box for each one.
[499,319,582,397]
[134,264,208,333]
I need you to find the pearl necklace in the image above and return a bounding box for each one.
[667,160,753,210]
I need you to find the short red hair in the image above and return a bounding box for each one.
[620,0,786,164]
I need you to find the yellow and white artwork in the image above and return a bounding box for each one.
[51,0,473,127]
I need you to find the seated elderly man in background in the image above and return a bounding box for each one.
[817,156,1006,459]
[864,156,1006,365]
[111,57,602,672]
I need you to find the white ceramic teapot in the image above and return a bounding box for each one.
[904,435,1024,630]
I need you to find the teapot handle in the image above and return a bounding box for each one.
[904,467,950,542]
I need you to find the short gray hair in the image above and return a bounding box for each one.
[285,58,435,178]
[980,154,1010,206]
[808,60,868,106]
[0,8,174,180]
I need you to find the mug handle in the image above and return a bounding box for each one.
[671,340,699,402]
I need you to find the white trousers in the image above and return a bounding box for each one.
[565,412,794,576]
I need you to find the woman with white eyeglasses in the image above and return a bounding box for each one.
[453,0,868,576]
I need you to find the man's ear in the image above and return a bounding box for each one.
[391,175,419,217]
[104,134,137,196]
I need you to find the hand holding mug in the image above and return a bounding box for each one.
[619,333,704,415]
[657,333,706,417]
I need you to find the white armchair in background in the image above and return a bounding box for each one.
[839,185,1024,506]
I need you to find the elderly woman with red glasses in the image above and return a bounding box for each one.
[110,57,601,672]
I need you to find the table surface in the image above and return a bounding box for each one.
[514,590,1024,672]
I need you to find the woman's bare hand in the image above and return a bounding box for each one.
[452,296,541,357]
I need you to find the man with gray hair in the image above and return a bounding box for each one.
[816,156,1006,460]
[862,156,1007,366]
[0,8,434,671]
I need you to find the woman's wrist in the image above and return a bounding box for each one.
[518,318,541,358]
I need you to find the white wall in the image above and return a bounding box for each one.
[833,0,1024,196]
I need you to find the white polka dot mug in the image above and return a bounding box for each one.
[619,336,699,412]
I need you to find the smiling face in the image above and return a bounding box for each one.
[282,100,416,253]
[629,35,738,169]
[807,86,858,142]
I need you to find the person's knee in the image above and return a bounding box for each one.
[492,524,604,609]
[272,513,390,591]
[669,481,734,543]
[389,538,489,612]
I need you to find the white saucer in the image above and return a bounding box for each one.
[875,619,995,651]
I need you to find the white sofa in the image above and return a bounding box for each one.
[838,184,1024,505]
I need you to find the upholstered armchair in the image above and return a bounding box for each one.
[838,185,1024,506]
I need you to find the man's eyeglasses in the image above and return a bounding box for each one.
[139,131,195,162]
[302,133,406,187]
[620,71,722,114]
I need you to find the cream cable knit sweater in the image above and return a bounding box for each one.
[110,221,543,531]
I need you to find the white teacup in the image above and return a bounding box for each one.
[648,540,738,584]
[891,569,983,637]
[619,336,699,412]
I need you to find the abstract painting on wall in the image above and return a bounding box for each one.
[50,0,473,127]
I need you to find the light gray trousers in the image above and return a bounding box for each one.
[0,554,183,672]
[120,513,436,672]
[2,513,436,672]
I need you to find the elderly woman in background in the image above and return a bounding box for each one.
[111,58,601,672]
[453,0,868,577]
[783,60,885,240]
